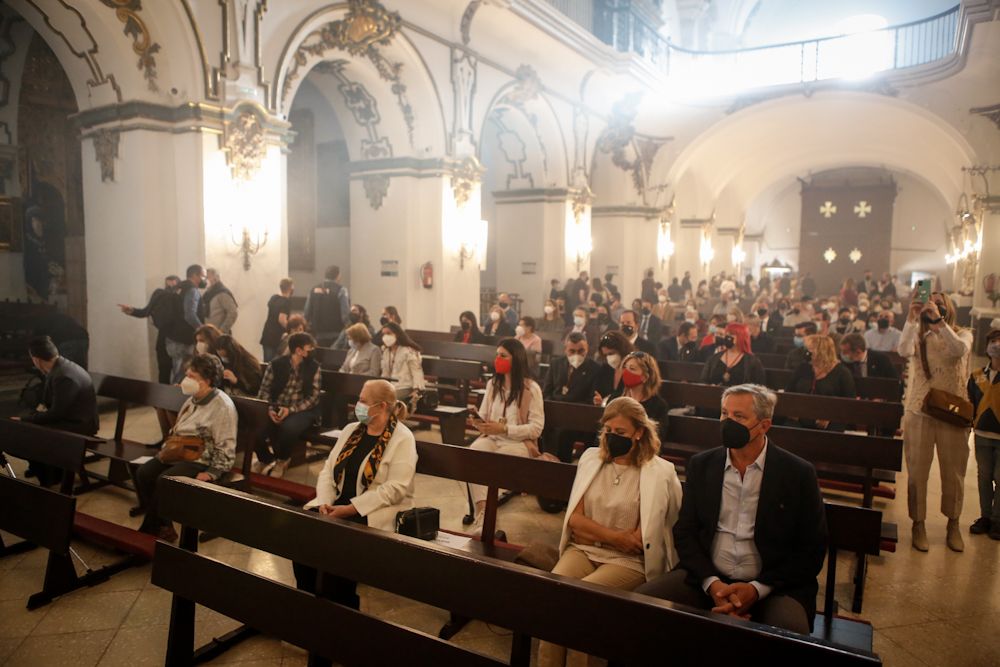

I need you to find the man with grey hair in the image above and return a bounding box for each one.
[200,268,239,333]
[635,383,827,634]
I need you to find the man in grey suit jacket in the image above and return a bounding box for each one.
[635,384,827,634]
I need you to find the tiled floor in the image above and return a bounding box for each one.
[2,406,999,666]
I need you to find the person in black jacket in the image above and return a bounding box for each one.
[542,333,600,461]
[119,275,181,383]
[787,335,857,431]
[747,315,776,354]
[635,384,827,634]
[260,278,294,362]
[32,311,90,370]
[658,321,698,362]
[304,265,350,347]
[968,328,1000,539]
[838,333,900,382]
[454,311,489,344]
[17,336,99,486]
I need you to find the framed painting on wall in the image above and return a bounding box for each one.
[0,197,22,251]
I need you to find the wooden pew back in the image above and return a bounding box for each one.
[0,475,76,553]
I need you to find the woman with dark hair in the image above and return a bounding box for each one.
[600,351,669,443]
[333,304,375,350]
[275,314,307,357]
[194,323,224,357]
[379,321,425,402]
[467,338,544,529]
[260,278,294,362]
[593,331,634,400]
[700,323,766,388]
[454,310,488,344]
[374,306,403,346]
[215,334,263,397]
[136,354,236,541]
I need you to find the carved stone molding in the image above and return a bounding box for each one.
[222,104,267,181]
[0,12,18,109]
[99,0,161,92]
[280,0,414,143]
[571,186,593,222]
[460,0,509,45]
[315,61,393,160]
[970,104,1000,132]
[451,156,483,208]
[726,78,898,115]
[362,173,390,209]
[92,128,120,182]
[595,92,660,196]
[505,65,541,107]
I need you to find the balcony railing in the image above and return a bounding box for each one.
[543,1,962,90]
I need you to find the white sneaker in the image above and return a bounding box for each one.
[471,508,485,537]
[269,459,290,479]
[250,455,265,474]
[260,461,276,477]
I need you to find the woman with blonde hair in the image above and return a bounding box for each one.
[537,396,683,667]
[340,322,382,376]
[899,291,973,552]
[300,379,416,609]
[786,334,856,431]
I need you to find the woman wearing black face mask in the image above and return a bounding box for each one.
[332,304,375,350]
[537,396,682,667]
[786,334,856,431]
[453,310,488,344]
[700,323,766,392]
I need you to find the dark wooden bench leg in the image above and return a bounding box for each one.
[439,612,471,640]
[0,534,37,558]
[851,553,867,614]
[166,526,199,666]
[192,625,258,664]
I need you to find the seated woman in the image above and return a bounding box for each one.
[787,334,857,431]
[194,323,224,359]
[333,304,376,350]
[136,354,237,541]
[468,338,544,529]
[275,314,307,357]
[484,304,515,338]
[254,333,321,478]
[374,305,402,346]
[600,351,669,443]
[537,396,683,667]
[299,379,417,610]
[516,316,543,377]
[379,322,425,405]
[454,310,489,344]
[593,331,634,400]
[214,334,263,397]
[700,323,766,388]
[536,299,564,333]
[340,322,382,376]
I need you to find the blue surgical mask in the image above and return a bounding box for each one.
[793,336,804,348]
[355,401,370,424]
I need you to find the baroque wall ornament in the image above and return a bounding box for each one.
[970,103,1000,132]
[362,173,390,209]
[222,104,267,181]
[595,93,669,198]
[451,156,483,208]
[280,0,415,144]
[99,0,161,92]
[504,65,542,107]
[315,61,393,160]
[571,187,593,222]
[92,129,120,182]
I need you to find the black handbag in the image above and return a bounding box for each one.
[395,507,439,540]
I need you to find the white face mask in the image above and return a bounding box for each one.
[490,311,500,322]
[685,317,696,324]
[180,376,201,395]
[988,342,1000,359]
[543,305,555,315]
[382,334,397,348]
[568,354,585,369]
[195,341,209,355]
[658,295,667,303]
[574,316,585,327]
[606,353,621,369]
[515,325,526,337]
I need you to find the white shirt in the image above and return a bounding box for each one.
[703,441,772,600]
[864,326,901,352]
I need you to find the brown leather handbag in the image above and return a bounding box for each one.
[157,434,206,464]
[921,388,973,428]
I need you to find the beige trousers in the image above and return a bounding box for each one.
[468,436,530,504]
[903,412,971,521]
[537,548,645,667]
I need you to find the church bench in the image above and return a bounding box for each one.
[660,381,904,435]
[754,352,907,377]
[153,476,882,665]
[0,419,154,608]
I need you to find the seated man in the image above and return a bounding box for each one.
[784,321,817,369]
[542,332,600,462]
[658,321,699,362]
[839,333,900,381]
[17,336,99,486]
[253,332,321,478]
[636,384,827,634]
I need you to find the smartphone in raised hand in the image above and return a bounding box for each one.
[915,279,932,304]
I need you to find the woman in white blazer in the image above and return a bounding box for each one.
[297,379,417,609]
[538,396,683,667]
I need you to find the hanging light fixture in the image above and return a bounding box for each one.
[657,220,675,268]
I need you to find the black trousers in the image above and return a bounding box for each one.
[155,331,172,384]
[135,458,209,532]
[254,409,317,463]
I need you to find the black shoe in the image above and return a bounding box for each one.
[970,517,992,534]
[24,467,37,478]
[990,526,1000,541]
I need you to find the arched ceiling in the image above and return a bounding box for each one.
[658,91,976,228]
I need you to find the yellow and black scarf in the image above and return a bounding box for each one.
[332,415,397,494]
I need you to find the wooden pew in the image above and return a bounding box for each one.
[660,381,903,435]
[754,351,907,377]
[0,419,156,608]
[152,476,882,664]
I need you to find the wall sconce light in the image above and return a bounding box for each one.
[232,225,268,271]
[823,247,837,264]
[459,218,488,270]
[699,229,714,267]
[568,188,593,272]
[849,247,863,264]
[657,221,674,268]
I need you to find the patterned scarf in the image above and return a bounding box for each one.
[332,414,397,495]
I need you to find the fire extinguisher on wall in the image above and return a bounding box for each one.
[420,262,433,289]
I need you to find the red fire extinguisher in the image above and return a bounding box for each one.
[420,262,433,289]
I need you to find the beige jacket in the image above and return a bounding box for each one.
[898,319,973,414]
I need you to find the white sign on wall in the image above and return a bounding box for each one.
[521,262,537,275]
[380,260,399,277]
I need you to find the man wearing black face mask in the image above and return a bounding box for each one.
[864,311,902,353]
[635,384,827,634]
[637,299,663,343]
[618,310,656,355]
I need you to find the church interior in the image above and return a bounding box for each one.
[1,0,1000,665]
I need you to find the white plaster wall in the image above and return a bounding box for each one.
[592,214,658,303]
[289,227,351,302]
[494,198,570,316]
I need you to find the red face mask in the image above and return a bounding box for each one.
[494,356,512,375]
[622,368,644,387]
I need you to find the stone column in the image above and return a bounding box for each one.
[591,206,660,302]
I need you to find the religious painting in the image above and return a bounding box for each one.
[0,196,21,251]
